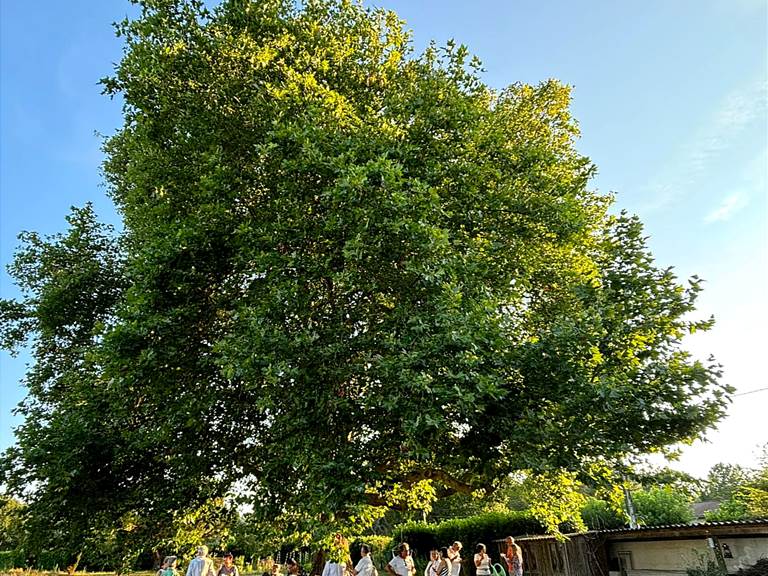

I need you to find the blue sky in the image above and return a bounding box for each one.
[1,0,766,478]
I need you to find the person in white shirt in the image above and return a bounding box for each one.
[425,550,440,576]
[354,545,375,576]
[323,533,351,576]
[474,544,490,576]
[446,542,462,576]
[186,546,216,576]
[386,543,415,576]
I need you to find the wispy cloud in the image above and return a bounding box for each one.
[637,78,768,215]
[704,193,748,223]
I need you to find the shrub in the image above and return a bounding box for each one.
[0,549,26,570]
[704,498,748,522]
[736,558,768,576]
[35,548,70,571]
[685,551,726,576]
[706,486,768,522]
[393,511,548,560]
[632,487,693,526]
[581,498,626,530]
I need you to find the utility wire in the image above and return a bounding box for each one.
[732,387,768,397]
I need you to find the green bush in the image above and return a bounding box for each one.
[632,487,693,526]
[391,522,438,558]
[35,548,70,571]
[581,498,626,530]
[0,549,26,570]
[685,551,726,576]
[394,511,547,560]
[704,498,749,522]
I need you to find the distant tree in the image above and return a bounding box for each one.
[1,0,730,563]
[633,466,703,500]
[0,207,232,569]
[0,496,25,550]
[0,205,129,568]
[632,486,693,526]
[706,448,768,521]
[700,464,752,502]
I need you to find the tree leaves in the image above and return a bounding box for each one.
[1,0,731,563]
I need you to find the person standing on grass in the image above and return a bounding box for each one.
[439,547,452,576]
[158,556,180,576]
[186,545,216,576]
[474,544,491,576]
[286,557,304,576]
[425,549,441,576]
[323,533,352,576]
[501,537,523,576]
[218,552,240,576]
[353,544,375,576]
[446,542,462,576]
[386,543,415,576]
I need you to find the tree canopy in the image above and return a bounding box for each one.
[0,0,731,565]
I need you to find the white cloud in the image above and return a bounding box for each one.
[638,78,768,215]
[703,193,748,223]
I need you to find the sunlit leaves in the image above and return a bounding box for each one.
[0,0,731,562]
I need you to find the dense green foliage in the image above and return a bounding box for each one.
[633,467,703,500]
[631,486,694,526]
[0,497,24,551]
[0,550,25,571]
[0,0,729,567]
[700,464,752,502]
[580,498,626,530]
[705,450,768,520]
[391,511,561,559]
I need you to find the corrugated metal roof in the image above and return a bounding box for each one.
[596,517,768,534]
[506,518,768,542]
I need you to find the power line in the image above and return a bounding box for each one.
[733,387,768,397]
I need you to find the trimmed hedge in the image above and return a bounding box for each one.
[0,549,26,570]
[391,511,548,559]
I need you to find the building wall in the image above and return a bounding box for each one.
[608,536,767,575]
[719,537,768,572]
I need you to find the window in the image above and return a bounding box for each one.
[617,552,632,576]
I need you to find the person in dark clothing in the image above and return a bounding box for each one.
[218,553,240,576]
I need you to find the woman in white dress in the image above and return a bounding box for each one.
[354,545,375,576]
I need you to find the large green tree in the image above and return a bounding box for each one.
[0,206,132,568]
[1,0,731,564]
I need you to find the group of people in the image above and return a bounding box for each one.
[384,538,522,576]
[157,546,241,576]
[386,541,460,576]
[318,534,376,576]
[157,535,522,576]
[475,538,523,576]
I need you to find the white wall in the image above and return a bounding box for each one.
[608,536,767,574]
